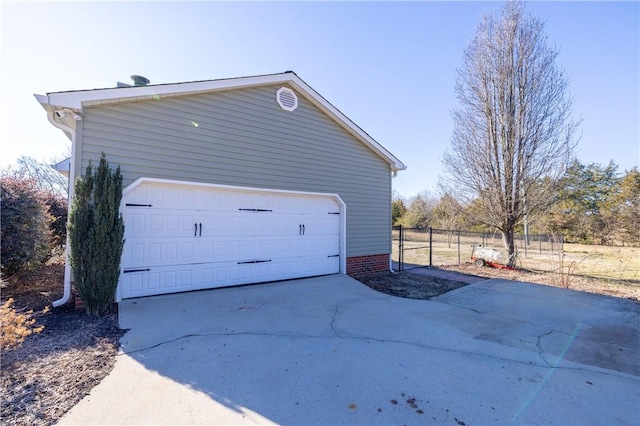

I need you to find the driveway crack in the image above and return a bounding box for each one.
[536,329,554,367]
[330,303,341,337]
[118,330,639,381]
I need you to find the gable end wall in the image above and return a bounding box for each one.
[77,84,392,261]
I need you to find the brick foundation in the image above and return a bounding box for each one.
[346,253,389,277]
[75,295,84,311]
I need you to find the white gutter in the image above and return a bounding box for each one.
[45,108,79,307]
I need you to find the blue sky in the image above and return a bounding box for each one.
[1,1,638,197]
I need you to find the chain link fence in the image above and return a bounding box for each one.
[392,226,563,272]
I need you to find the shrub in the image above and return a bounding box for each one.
[42,192,68,247]
[1,176,52,276]
[0,298,45,351]
[68,154,125,316]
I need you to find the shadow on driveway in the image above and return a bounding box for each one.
[61,275,640,425]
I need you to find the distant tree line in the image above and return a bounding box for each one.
[393,160,640,247]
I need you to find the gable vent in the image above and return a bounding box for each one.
[276,87,298,112]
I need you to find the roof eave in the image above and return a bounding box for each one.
[37,73,296,111]
[34,72,406,172]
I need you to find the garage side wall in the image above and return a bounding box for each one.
[77,84,391,270]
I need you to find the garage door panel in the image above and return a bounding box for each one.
[126,208,197,238]
[120,181,343,299]
[121,254,339,299]
[123,238,199,268]
[124,231,339,267]
[128,184,341,215]
[126,209,339,240]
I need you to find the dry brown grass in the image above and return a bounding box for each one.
[1,298,45,351]
[439,262,640,301]
[393,237,639,301]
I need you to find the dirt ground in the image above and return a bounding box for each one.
[357,272,468,299]
[1,259,637,425]
[1,261,125,426]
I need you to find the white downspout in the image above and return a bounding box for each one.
[46,108,78,308]
[390,169,398,273]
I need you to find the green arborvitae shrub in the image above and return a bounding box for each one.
[68,154,125,316]
[1,176,52,276]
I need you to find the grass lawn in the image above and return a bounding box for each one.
[394,237,639,282]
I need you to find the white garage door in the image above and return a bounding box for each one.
[118,179,344,299]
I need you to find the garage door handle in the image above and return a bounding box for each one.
[199,223,202,236]
[194,223,198,237]
[302,224,305,235]
[299,224,302,235]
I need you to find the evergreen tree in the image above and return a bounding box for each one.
[68,154,124,316]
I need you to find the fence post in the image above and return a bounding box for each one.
[457,230,461,264]
[429,227,433,267]
[539,236,542,255]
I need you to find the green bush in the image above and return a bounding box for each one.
[42,192,68,247]
[1,176,52,276]
[68,154,125,316]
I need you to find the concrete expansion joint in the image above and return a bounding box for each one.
[435,300,483,315]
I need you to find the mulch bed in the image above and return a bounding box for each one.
[356,272,468,299]
[1,263,125,426]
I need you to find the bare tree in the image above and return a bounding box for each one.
[442,1,579,265]
[12,156,68,198]
[401,190,437,229]
[433,192,464,247]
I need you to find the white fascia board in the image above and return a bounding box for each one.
[38,74,295,111]
[34,94,49,106]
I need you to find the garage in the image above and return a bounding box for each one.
[37,72,405,307]
[118,178,346,300]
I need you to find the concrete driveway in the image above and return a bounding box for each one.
[61,274,639,425]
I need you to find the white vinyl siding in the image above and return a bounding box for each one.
[78,84,391,257]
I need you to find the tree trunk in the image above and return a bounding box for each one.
[501,228,517,267]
